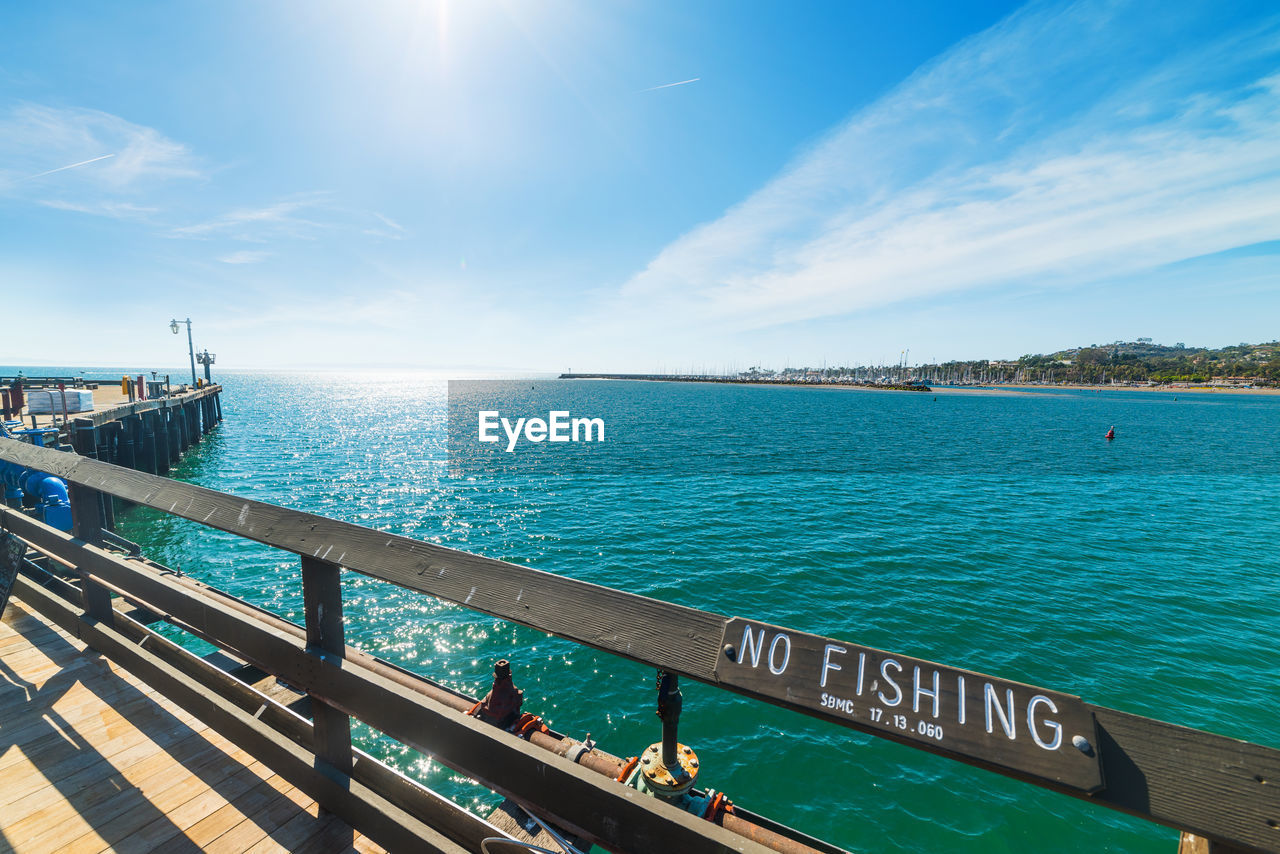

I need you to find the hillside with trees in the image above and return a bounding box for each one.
[915,340,1280,386]
[742,340,1279,386]
[1002,340,1278,385]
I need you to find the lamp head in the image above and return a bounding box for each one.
[170,319,180,334]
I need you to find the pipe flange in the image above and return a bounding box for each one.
[639,741,698,797]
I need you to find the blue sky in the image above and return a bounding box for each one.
[1,0,1277,371]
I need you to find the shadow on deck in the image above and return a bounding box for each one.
[0,599,377,853]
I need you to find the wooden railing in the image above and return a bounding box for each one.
[1,437,1277,853]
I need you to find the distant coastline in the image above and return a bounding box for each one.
[559,373,1280,395]
[558,373,931,391]
[563,340,1280,390]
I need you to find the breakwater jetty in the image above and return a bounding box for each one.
[559,373,932,392]
[2,383,1279,852]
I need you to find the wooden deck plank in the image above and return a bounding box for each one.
[42,741,259,854]
[0,631,38,653]
[350,835,388,854]
[247,674,310,714]
[0,597,373,854]
[0,608,204,780]
[0,696,205,790]
[0,687,188,761]
[0,676,188,753]
[0,637,152,686]
[293,814,360,854]
[204,778,307,854]
[2,725,238,851]
[178,774,300,851]
[0,651,105,692]
[68,755,271,854]
[3,727,233,833]
[0,616,91,653]
[230,783,323,854]
[0,655,166,703]
[4,685,212,753]
[0,638,95,671]
[0,655,156,710]
[0,707,206,807]
[243,806,336,854]
[0,653,149,695]
[1,608,53,637]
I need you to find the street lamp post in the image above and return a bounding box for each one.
[170,318,197,387]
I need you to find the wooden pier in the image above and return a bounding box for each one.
[4,381,224,490]
[5,381,221,435]
[0,599,382,853]
[1,396,1278,851]
[61,384,225,473]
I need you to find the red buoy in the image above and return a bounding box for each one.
[1105,426,1115,440]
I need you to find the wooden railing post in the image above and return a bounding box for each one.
[70,421,111,621]
[301,555,353,774]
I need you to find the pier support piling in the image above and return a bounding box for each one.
[96,424,114,465]
[142,412,159,473]
[118,417,138,469]
[172,404,187,456]
[155,410,173,472]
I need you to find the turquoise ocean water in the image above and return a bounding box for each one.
[13,368,1280,852]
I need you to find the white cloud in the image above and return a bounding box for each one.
[601,1,1280,337]
[364,212,407,239]
[25,153,116,180]
[0,103,400,250]
[174,194,408,243]
[172,194,330,241]
[218,250,271,264]
[0,104,200,193]
[642,77,700,92]
[38,199,159,219]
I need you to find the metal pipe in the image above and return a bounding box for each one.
[19,537,833,854]
[186,319,196,387]
[170,318,197,387]
[0,461,71,530]
[150,573,827,853]
[25,473,71,531]
[658,670,682,768]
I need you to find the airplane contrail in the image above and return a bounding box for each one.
[642,77,700,92]
[24,153,115,180]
